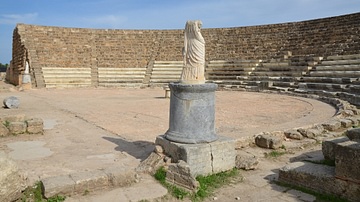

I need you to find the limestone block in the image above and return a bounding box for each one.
[278,161,360,202]
[103,166,136,187]
[211,137,236,173]
[322,120,341,131]
[166,160,199,191]
[156,135,235,177]
[0,123,9,137]
[0,152,28,202]
[346,128,360,141]
[255,134,282,149]
[347,117,359,126]
[284,129,304,140]
[3,96,20,109]
[235,150,259,170]
[1,114,26,122]
[26,118,44,134]
[298,125,324,138]
[70,170,110,194]
[322,137,349,161]
[340,119,353,128]
[8,121,26,134]
[42,175,75,198]
[335,140,360,183]
[136,152,165,174]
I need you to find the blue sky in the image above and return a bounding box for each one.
[1,0,359,64]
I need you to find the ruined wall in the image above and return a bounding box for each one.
[11,12,360,87]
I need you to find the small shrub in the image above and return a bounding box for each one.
[265,150,286,158]
[20,181,66,202]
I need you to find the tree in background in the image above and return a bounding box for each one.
[0,63,8,72]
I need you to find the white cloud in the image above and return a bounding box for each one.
[0,13,38,25]
[81,15,128,29]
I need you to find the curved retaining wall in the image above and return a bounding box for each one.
[10,12,360,87]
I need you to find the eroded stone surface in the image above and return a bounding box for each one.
[255,134,283,149]
[3,96,20,109]
[0,152,28,202]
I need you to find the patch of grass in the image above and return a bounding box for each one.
[154,167,242,201]
[20,181,66,202]
[265,150,287,158]
[276,181,348,202]
[83,189,90,196]
[193,168,240,200]
[3,120,10,128]
[154,167,189,199]
[279,144,286,150]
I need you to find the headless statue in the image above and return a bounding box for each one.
[180,20,206,84]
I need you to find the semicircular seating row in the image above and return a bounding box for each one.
[41,53,360,105]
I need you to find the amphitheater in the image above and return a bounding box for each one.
[1,12,360,201]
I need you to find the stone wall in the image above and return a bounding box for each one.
[10,12,360,87]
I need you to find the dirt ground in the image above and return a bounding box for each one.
[0,82,337,201]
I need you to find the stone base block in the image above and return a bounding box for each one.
[156,135,235,177]
[335,140,360,183]
[322,137,349,161]
[279,161,360,202]
[26,118,44,134]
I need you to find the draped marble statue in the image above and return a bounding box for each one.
[180,20,206,84]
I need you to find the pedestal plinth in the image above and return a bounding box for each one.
[165,82,218,144]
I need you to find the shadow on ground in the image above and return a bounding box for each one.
[102,136,155,161]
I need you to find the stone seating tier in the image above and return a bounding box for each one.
[98,67,147,88]
[42,67,91,88]
[149,61,183,87]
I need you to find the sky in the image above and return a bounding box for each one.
[1,0,359,64]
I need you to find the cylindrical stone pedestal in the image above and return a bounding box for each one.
[165,82,218,144]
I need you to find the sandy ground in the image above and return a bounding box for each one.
[0,83,337,201]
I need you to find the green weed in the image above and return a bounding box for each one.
[154,167,242,201]
[265,150,287,158]
[20,181,66,202]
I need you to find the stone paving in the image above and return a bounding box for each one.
[0,81,340,201]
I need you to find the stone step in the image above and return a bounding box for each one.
[98,78,144,83]
[206,67,256,71]
[98,83,147,88]
[261,62,289,67]
[299,77,358,84]
[309,71,360,77]
[299,82,346,89]
[98,67,146,71]
[249,71,305,77]
[98,71,146,76]
[45,83,91,88]
[206,71,252,75]
[326,54,360,61]
[207,75,238,80]
[315,65,360,71]
[271,81,297,88]
[150,75,180,79]
[153,65,183,68]
[150,72,182,76]
[152,68,182,71]
[154,61,182,64]
[320,59,360,66]
[149,79,179,83]
[278,161,360,201]
[236,76,301,82]
[207,63,259,67]
[98,75,145,78]
[43,75,91,78]
[256,66,310,71]
[208,59,262,64]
